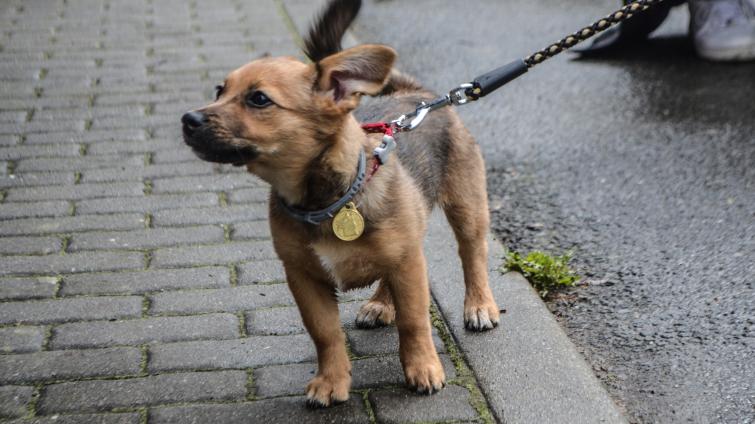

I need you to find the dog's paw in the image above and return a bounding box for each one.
[305,373,351,408]
[464,301,500,332]
[355,300,395,329]
[404,359,446,395]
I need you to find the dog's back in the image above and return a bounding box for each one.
[306,0,461,207]
[355,94,455,207]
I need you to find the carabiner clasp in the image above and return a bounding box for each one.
[449,83,475,105]
[391,83,477,132]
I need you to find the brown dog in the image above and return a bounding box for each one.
[182,0,499,408]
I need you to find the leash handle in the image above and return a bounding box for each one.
[524,0,665,67]
[469,0,666,99]
[469,59,529,99]
[389,0,667,130]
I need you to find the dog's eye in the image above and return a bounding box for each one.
[246,91,273,108]
[214,85,224,100]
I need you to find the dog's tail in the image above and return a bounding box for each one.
[303,0,361,62]
[303,0,425,94]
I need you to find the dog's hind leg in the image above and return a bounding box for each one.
[355,279,396,328]
[439,122,500,331]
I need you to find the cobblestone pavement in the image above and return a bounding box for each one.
[0,0,492,422]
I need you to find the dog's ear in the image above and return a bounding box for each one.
[316,44,396,111]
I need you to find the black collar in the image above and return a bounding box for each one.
[277,150,366,225]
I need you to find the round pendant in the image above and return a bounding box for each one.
[332,202,364,241]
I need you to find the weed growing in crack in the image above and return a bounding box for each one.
[504,250,580,298]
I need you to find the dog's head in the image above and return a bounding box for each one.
[181,45,395,175]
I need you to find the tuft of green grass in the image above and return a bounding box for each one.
[504,250,580,298]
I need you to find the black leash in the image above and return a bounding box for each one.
[389,0,667,132]
[280,0,668,234]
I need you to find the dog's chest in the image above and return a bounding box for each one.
[311,242,382,291]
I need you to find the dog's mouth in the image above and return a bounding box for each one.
[183,131,258,167]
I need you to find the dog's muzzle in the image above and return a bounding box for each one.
[181,111,258,166]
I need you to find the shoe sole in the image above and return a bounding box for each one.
[695,40,755,61]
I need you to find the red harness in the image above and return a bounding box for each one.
[361,121,397,182]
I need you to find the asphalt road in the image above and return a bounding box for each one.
[354,0,754,422]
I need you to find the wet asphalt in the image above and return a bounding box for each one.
[354,0,754,422]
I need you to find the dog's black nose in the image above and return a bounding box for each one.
[182,111,207,130]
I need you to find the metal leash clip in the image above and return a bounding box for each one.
[373,133,397,165]
[392,83,477,132]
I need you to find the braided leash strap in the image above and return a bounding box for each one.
[524,0,666,67]
[390,0,669,130]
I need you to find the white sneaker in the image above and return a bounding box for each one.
[689,0,755,61]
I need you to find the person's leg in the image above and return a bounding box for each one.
[689,0,755,61]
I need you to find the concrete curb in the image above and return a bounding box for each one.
[426,211,627,424]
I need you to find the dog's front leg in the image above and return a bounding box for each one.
[387,246,446,394]
[286,268,351,407]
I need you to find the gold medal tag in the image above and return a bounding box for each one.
[332,202,364,241]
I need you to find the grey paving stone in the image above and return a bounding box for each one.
[0,385,34,419]
[152,147,200,163]
[245,302,361,337]
[0,111,27,124]
[60,266,230,296]
[14,155,145,172]
[95,92,204,106]
[228,187,269,204]
[152,174,264,193]
[253,354,457,398]
[68,226,224,251]
[85,140,172,157]
[0,296,143,325]
[152,204,268,226]
[90,115,177,131]
[230,221,271,240]
[50,313,239,349]
[76,192,218,214]
[253,362,317,398]
[0,135,20,146]
[0,213,146,236]
[5,182,144,201]
[149,283,292,315]
[148,335,316,372]
[347,326,446,356]
[82,162,217,183]
[0,347,141,384]
[0,326,46,353]
[3,412,141,424]
[352,354,457,390]
[37,371,247,414]
[0,276,59,301]
[369,385,477,423]
[0,251,145,277]
[33,105,146,122]
[0,120,86,134]
[150,396,369,424]
[0,236,62,255]
[246,306,303,336]
[0,200,71,219]
[24,129,147,144]
[0,144,81,160]
[236,259,284,284]
[2,96,92,111]
[0,172,76,189]
[337,286,376,303]
[151,240,276,268]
